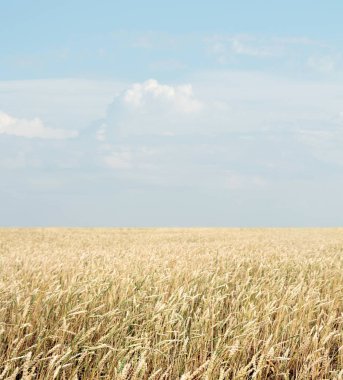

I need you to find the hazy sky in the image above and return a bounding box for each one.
[1,1,343,226]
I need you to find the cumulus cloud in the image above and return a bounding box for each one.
[0,111,78,139]
[123,79,202,113]
[99,79,203,139]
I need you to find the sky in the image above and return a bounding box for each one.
[1,1,343,227]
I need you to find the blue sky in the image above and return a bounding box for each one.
[1,1,343,226]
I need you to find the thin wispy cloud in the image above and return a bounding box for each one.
[206,34,339,75]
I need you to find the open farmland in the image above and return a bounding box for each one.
[0,228,342,379]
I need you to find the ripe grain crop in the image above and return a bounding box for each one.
[0,228,342,379]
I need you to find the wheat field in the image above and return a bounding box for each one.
[0,228,342,379]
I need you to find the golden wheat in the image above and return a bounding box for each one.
[0,228,342,379]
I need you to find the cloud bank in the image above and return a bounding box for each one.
[2,73,343,226]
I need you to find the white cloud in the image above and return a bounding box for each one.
[0,111,78,139]
[99,79,203,139]
[208,35,282,63]
[123,79,202,113]
[207,34,336,70]
[229,36,277,57]
[0,79,125,134]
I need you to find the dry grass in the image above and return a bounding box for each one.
[0,228,342,379]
